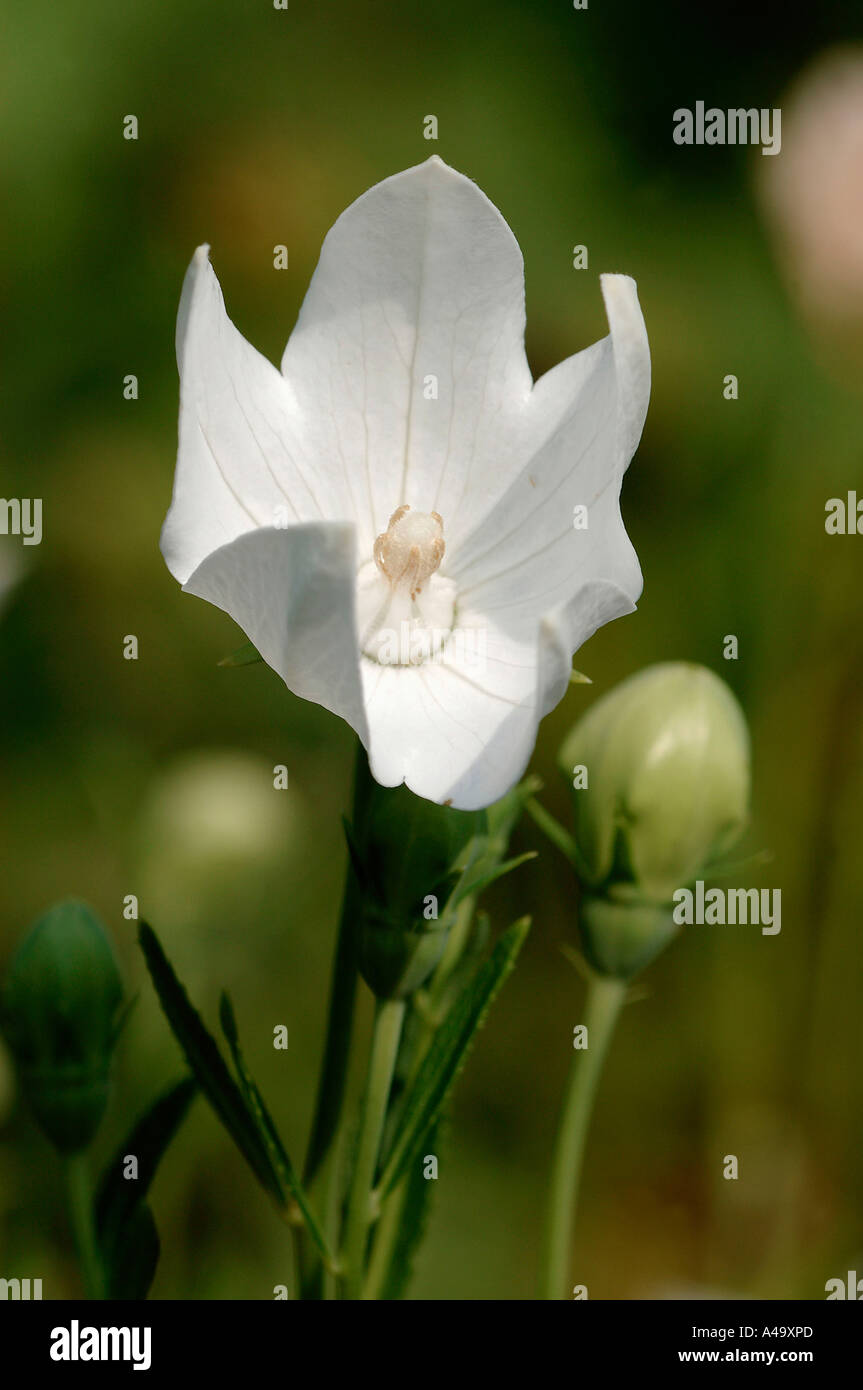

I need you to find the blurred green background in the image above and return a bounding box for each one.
[2,0,862,1300]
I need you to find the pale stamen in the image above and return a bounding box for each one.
[373,505,445,600]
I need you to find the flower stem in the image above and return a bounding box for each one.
[540,972,627,1300]
[341,997,406,1299]
[65,1152,102,1299]
[303,752,365,1188]
[363,896,476,1298]
[299,747,365,1299]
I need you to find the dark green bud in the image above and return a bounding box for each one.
[0,900,124,1152]
[348,778,484,999]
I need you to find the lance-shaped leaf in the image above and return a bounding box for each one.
[95,1076,196,1300]
[96,1076,196,1254]
[138,922,283,1205]
[446,851,537,915]
[525,795,578,866]
[376,918,530,1197]
[103,1201,161,1301]
[218,993,337,1270]
[443,775,541,916]
[369,1117,446,1301]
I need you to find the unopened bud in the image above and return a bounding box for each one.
[559,663,751,976]
[0,900,124,1152]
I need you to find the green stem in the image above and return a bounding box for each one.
[303,753,364,1187]
[363,897,477,1299]
[300,746,366,1299]
[65,1152,102,1300]
[540,973,627,1300]
[363,1166,407,1299]
[341,997,406,1299]
[300,869,360,1293]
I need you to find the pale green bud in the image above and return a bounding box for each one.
[558,663,751,977]
[0,900,124,1152]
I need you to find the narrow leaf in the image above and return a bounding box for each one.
[377,918,530,1197]
[448,851,537,912]
[138,922,283,1206]
[95,1076,196,1259]
[102,1202,160,1301]
[373,1118,445,1301]
[525,797,578,865]
[219,993,337,1269]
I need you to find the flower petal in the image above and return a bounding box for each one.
[360,615,539,809]
[280,156,534,559]
[183,522,369,743]
[359,576,638,809]
[162,247,353,585]
[449,274,648,624]
[537,579,639,720]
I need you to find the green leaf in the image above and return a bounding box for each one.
[374,1118,445,1300]
[218,641,263,667]
[377,918,530,1197]
[95,1076,196,1266]
[447,851,537,913]
[102,1201,160,1301]
[138,922,284,1206]
[218,993,337,1269]
[525,796,578,865]
[484,774,543,853]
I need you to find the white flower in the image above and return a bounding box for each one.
[161,157,649,809]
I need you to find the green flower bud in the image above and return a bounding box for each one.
[576,895,679,979]
[559,663,750,977]
[349,778,484,999]
[0,900,124,1152]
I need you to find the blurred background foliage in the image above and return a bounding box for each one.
[1,0,862,1299]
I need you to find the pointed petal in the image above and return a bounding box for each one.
[280,157,533,558]
[537,579,638,720]
[183,523,369,742]
[600,271,651,468]
[450,275,648,625]
[162,247,348,585]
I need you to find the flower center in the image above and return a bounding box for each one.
[372,504,445,598]
[357,505,456,666]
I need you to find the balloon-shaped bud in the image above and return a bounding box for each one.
[558,663,751,977]
[0,900,124,1152]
